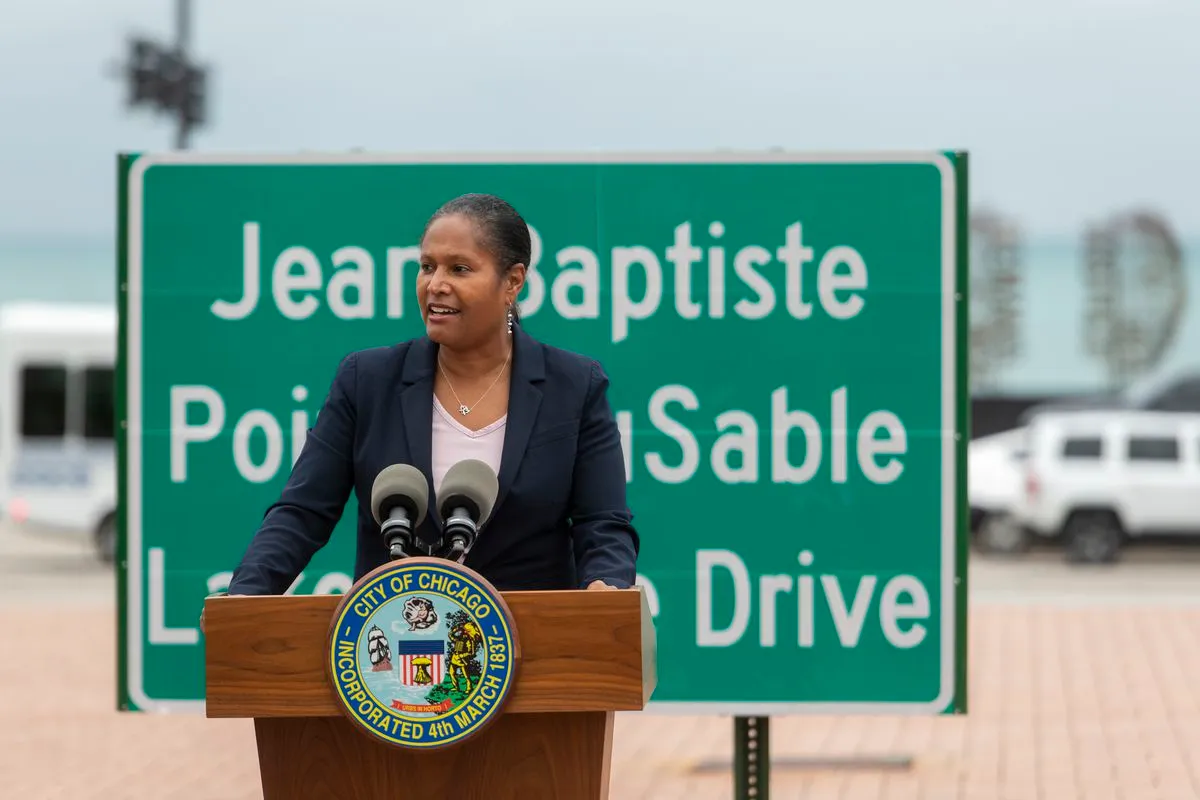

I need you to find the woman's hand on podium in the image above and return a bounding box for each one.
[586,580,618,591]
[199,591,237,634]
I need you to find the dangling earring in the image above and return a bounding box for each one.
[506,304,514,334]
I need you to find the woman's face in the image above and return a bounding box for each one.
[417,214,523,350]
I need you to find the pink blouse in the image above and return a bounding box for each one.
[430,396,507,499]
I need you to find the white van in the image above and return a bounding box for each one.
[0,302,117,562]
[1011,409,1200,563]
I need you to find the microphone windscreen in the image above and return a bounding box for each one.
[370,464,430,527]
[438,459,499,525]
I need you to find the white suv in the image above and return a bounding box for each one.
[1011,409,1200,563]
[968,428,1028,554]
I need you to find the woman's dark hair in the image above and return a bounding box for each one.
[422,193,530,325]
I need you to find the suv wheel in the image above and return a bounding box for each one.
[1062,510,1122,564]
[95,515,116,564]
[976,512,1029,555]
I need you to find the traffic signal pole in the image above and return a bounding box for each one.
[174,0,192,149]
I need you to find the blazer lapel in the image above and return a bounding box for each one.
[493,326,545,517]
[399,337,438,527]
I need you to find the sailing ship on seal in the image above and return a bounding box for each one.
[366,624,393,672]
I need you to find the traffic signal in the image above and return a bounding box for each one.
[126,37,167,108]
[181,64,207,128]
[120,35,208,144]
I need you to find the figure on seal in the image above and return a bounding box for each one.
[447,619,482,692]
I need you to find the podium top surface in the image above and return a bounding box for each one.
[204,587,656,719]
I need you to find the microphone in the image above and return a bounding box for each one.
[436,459,499,562]
[370,464,430,560]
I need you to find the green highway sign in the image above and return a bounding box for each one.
[117,151,969,715]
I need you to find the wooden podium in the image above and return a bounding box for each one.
[203,587,657,800]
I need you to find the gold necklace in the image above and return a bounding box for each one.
[438,348,511,416]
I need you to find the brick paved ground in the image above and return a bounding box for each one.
[2,603,1198,799]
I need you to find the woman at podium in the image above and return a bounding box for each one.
[222,193,640,599]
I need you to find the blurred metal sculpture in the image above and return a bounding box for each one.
[970,209,1023,393]
[1083,211,1186,390]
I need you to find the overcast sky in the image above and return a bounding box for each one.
[2,0,1198,239]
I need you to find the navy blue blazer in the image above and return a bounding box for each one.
[226,326,640,595]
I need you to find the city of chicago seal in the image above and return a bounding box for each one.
[327,557,521,750]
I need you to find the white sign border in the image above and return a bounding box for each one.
[124,149,960,716]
